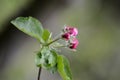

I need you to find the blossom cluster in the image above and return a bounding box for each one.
[62,26,79,49]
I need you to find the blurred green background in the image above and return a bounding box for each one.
[0,0,120,80]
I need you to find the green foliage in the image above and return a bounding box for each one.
[11,17,72,80]
[11,17,44,42]
[57,55,72,80]
[37,47,57,69]
[42,29,52,43]
[35,51,42,67]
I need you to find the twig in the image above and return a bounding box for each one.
[46,37,61,46]
[38,67,42,80]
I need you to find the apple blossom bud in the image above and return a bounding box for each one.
[62,33,70,40]
[68,27,78,36]
[64,26,70,31]
[69,38,79,49]
[64,26,78,36]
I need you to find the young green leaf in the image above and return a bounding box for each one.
[35,47,57,70]
[57,55,72,80]
[48,50,58,73]
[35,51,42,67]
[42,29,51,43]
[11,17,44,42]
[49,64,57,74]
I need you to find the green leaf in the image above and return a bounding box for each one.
[57,55,72,80]
[42,29,51,43]
[35,47,57,70]
[48,50,58,73]
[49,64,57,74]
[11,17,44,41]
[35,51,42,67]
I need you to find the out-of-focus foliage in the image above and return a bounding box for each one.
[0,0,33,33]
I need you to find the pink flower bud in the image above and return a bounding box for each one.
[69,27,78,36]
[64,26,70,31]
[62,33,70,40]
[64,26,78,36]
[69,38,79,49]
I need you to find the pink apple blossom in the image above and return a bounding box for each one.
[69,38,79,49]
[65,26,78,36]
[62,32,71,40]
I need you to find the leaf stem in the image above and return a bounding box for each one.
[38,67,42,80]
[54,45,67,48]
[46,37,61,46]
